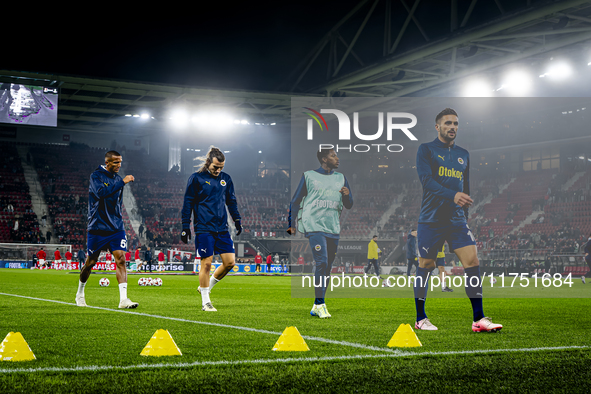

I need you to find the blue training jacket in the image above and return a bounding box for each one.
[87,165,126,232]
[181,170,241,234]
[416,138,470,225]
[406,231,417,259]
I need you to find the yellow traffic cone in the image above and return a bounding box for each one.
[0,332,36,361]
[140,329,182,357]
[387,324,422,348]
[272,326,310,351]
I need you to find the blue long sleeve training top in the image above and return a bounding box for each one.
[87,165,126,233]
[181,170,241,234]
[416,138,470,225]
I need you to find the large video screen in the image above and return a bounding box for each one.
[0,83,58,126]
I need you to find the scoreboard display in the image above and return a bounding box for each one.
[0,82,58,126]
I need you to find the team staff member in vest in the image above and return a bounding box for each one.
[365,235,381,276]
[287,148,353,319]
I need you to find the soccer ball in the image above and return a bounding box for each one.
[382,279,391,288]
[147,277,154,286]
[490,277,497,285]
[138,278,148,286]
[153,278,163,287]
[99,278,110,287]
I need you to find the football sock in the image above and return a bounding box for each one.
[209,276,220,290]
[464,266,485,322]
[77,280,86,296]
[119,283,128,302]
[414,266,432,322]
[201,287,211,306]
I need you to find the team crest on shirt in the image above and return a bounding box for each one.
[458,158,464,165]
[315,245,321,251]
[220,180,227,186]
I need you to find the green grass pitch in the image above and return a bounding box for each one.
[1,269,590,393]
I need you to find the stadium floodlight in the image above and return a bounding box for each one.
[170,109,189,128]
[132,114,140,118]
[498,70,532,96]
[125,114,132,117]
[539,62,572,79]
[461,79,493,97]
[240,119,249,125]
[140,113,150,120]
[209,113,233,128]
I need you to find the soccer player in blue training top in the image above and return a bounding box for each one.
[181,147,242,312]
[287,148,353,319]
[414,108,502,332]
[76,150,138,309]
[583,233,591,284]
[406,229,418,276]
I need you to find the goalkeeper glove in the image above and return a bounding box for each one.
[235,220,242,236]
[181,229,191,244]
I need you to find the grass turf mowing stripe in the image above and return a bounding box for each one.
[0,292,395,353]
[0,346,587,375]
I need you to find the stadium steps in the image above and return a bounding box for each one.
[16,145,57,243]
[470,178,516,220]
[562,171,586,191]
[510,210,545,235]
[372,189,406,236]
[248,238,272,256]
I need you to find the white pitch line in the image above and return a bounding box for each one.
[0,346,588,375]
[0,292,396,353]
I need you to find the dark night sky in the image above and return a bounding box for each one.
[5,1,569,94]
[3,1,522,92]
[5,2,365,90]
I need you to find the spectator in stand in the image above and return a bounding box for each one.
[54,248,62,270]
[266,254,272,273]
[297,254,304,265]
[65,250,73,270]
[37,247,46,269]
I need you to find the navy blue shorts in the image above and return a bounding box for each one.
[308,233,339,266]
[436,257,446,266]
[417,222,476,260]
[87,230,127,259]
[195,231,234,258]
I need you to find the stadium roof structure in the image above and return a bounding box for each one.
[0,69,316,133]
[2,0,591,134]
[283,0,591,99]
